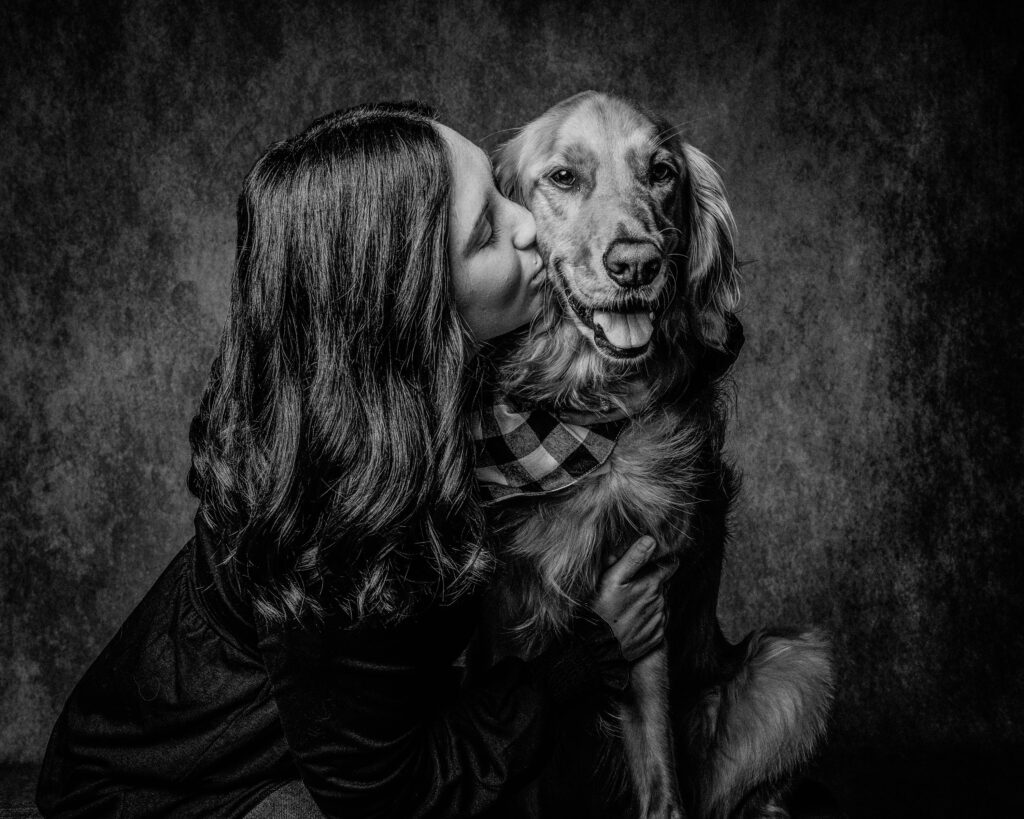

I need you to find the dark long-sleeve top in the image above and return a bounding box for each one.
[36,518,629,818]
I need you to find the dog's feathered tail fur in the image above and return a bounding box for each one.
[687,630,835,818]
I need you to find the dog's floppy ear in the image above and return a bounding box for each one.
[493,128,531,207]
[493,105,568,208]
[681,144,741,350]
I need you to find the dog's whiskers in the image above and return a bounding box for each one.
[479,126,524,149]
[652,114,721,148]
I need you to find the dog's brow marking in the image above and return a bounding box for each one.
[562,143,597,171]
[626,144,656,187]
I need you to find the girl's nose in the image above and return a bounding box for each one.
[511,202,537,250]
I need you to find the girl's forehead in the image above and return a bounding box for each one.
[437,123,491,172]
[437,127,495,250]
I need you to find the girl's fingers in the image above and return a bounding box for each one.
[604,536,657,586]
[638,597,663,620]
[638,629,665,659]
[636,611,664,641]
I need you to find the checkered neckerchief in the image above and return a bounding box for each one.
[471,318,745,505]
[470,398,629,504]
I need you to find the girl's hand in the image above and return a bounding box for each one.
[589,535,676,662]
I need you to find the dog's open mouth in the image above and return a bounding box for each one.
[554,262,660,359]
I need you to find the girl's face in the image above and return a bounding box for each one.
[439,124,546,342]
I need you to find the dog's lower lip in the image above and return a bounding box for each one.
[551,260,597,326]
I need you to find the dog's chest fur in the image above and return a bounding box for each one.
[489,399,713,657]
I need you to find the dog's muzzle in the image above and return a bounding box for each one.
[554,261,662,359]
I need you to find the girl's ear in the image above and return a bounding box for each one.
[681,143,741,350]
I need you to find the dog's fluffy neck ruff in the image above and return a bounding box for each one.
[488,292,695,421]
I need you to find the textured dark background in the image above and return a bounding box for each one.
[2,0,1022,814]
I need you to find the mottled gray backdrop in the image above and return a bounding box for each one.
[2,0,1022,798]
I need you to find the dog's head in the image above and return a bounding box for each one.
[494,92,739,404]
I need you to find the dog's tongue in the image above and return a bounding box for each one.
[592,311,654,350]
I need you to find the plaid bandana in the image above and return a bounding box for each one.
[470,399,629,504]
[471,316,745,505]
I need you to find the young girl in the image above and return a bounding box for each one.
[36,102,672,818]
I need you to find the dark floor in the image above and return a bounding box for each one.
[0,763,39,818]
[4,745,1023,817]
[803,744,1024,818]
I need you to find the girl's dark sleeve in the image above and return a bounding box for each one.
[257,607,627,819]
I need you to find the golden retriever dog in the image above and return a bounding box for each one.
[475,92,835,818]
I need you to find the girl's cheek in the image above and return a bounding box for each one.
[497,254,524,305]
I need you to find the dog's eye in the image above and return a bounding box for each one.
[548,169,576,189]
[649,162,676,184]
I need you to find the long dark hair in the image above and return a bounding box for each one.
[187,102,489,626]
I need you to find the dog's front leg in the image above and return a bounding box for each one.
[620,645,685,819]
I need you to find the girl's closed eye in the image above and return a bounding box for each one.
[482,213,501,247]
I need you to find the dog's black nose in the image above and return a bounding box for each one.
[603,241,662,288]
